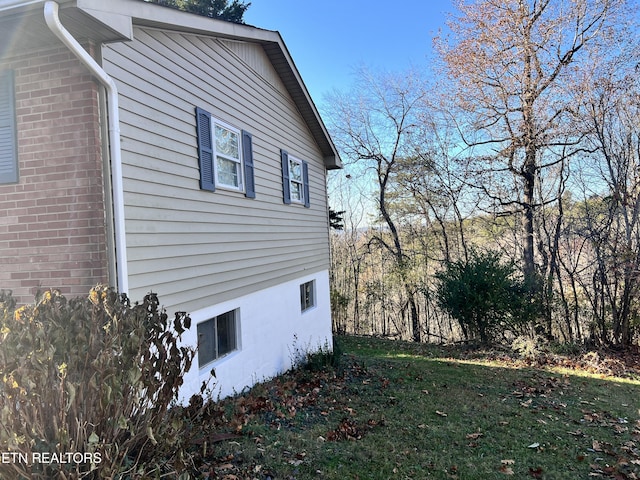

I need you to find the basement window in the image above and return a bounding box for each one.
[300,280,316,312]
[197,309,238,367]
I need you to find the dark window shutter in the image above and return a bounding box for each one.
[0,70,18,185]
[302,160,310,208]
[242,130,255,198]
[281,149,291,204]
[195,107,215,191]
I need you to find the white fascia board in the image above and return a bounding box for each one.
[75,4,133,41]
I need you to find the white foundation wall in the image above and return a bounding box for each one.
[178,269,333,401]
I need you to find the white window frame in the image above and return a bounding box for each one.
[197,309,239,368]
[212,118,244,192]
[288,155,305,204]
[300,280,316,312]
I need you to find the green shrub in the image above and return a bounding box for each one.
[289,335,341,373]
[305,337,343,372]
[0,286,208,479]
[435,250,534,345]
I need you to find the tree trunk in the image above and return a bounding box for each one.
[408,292,420,343]
[522,153,537,286]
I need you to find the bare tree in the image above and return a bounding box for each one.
[326,69,430,342]
[328,173,369,334]
[437,0,628,287]
[394,120,474,265]
[576,68,640,345]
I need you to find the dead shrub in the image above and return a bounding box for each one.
[0,286,208,479]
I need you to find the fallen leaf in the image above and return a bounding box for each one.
[466,432,484,440]
[499,465,514,475]
[501,460,515,465]
[436,410,448,417]
[528,467,543,478]
[528,442,540,449]
[614,424,628,434]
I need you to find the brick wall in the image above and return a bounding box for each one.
[0,45,109,305]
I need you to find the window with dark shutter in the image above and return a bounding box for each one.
[242,130,255,198]
[195,107,215,191]
[0,70,18,185]
[281,149,291,204]
[195,107,255,197]
[302,160,310,208]
[281,150,311,207]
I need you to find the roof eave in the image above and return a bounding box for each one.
[0,0,342,168]
[81,0,342,168]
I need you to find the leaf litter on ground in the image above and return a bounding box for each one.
[192,336,640,479]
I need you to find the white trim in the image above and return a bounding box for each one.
[287,154,304,204]
[212,117,244,192]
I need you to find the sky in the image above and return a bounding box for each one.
[244,0,454,106]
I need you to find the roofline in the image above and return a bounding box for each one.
[86,0,342,169]
[0,0,341,168]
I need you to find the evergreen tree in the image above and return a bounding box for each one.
[329,208,345,230]
[145,0,250,24]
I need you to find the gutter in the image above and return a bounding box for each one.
[43,0,129,294]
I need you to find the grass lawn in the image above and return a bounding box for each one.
[200,336,640,479]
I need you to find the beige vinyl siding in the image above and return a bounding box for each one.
[219,39,288,98]
[102,26,330,312]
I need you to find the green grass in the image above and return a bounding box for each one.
[204,336,640,479]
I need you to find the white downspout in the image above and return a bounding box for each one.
[43,1,129,294]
